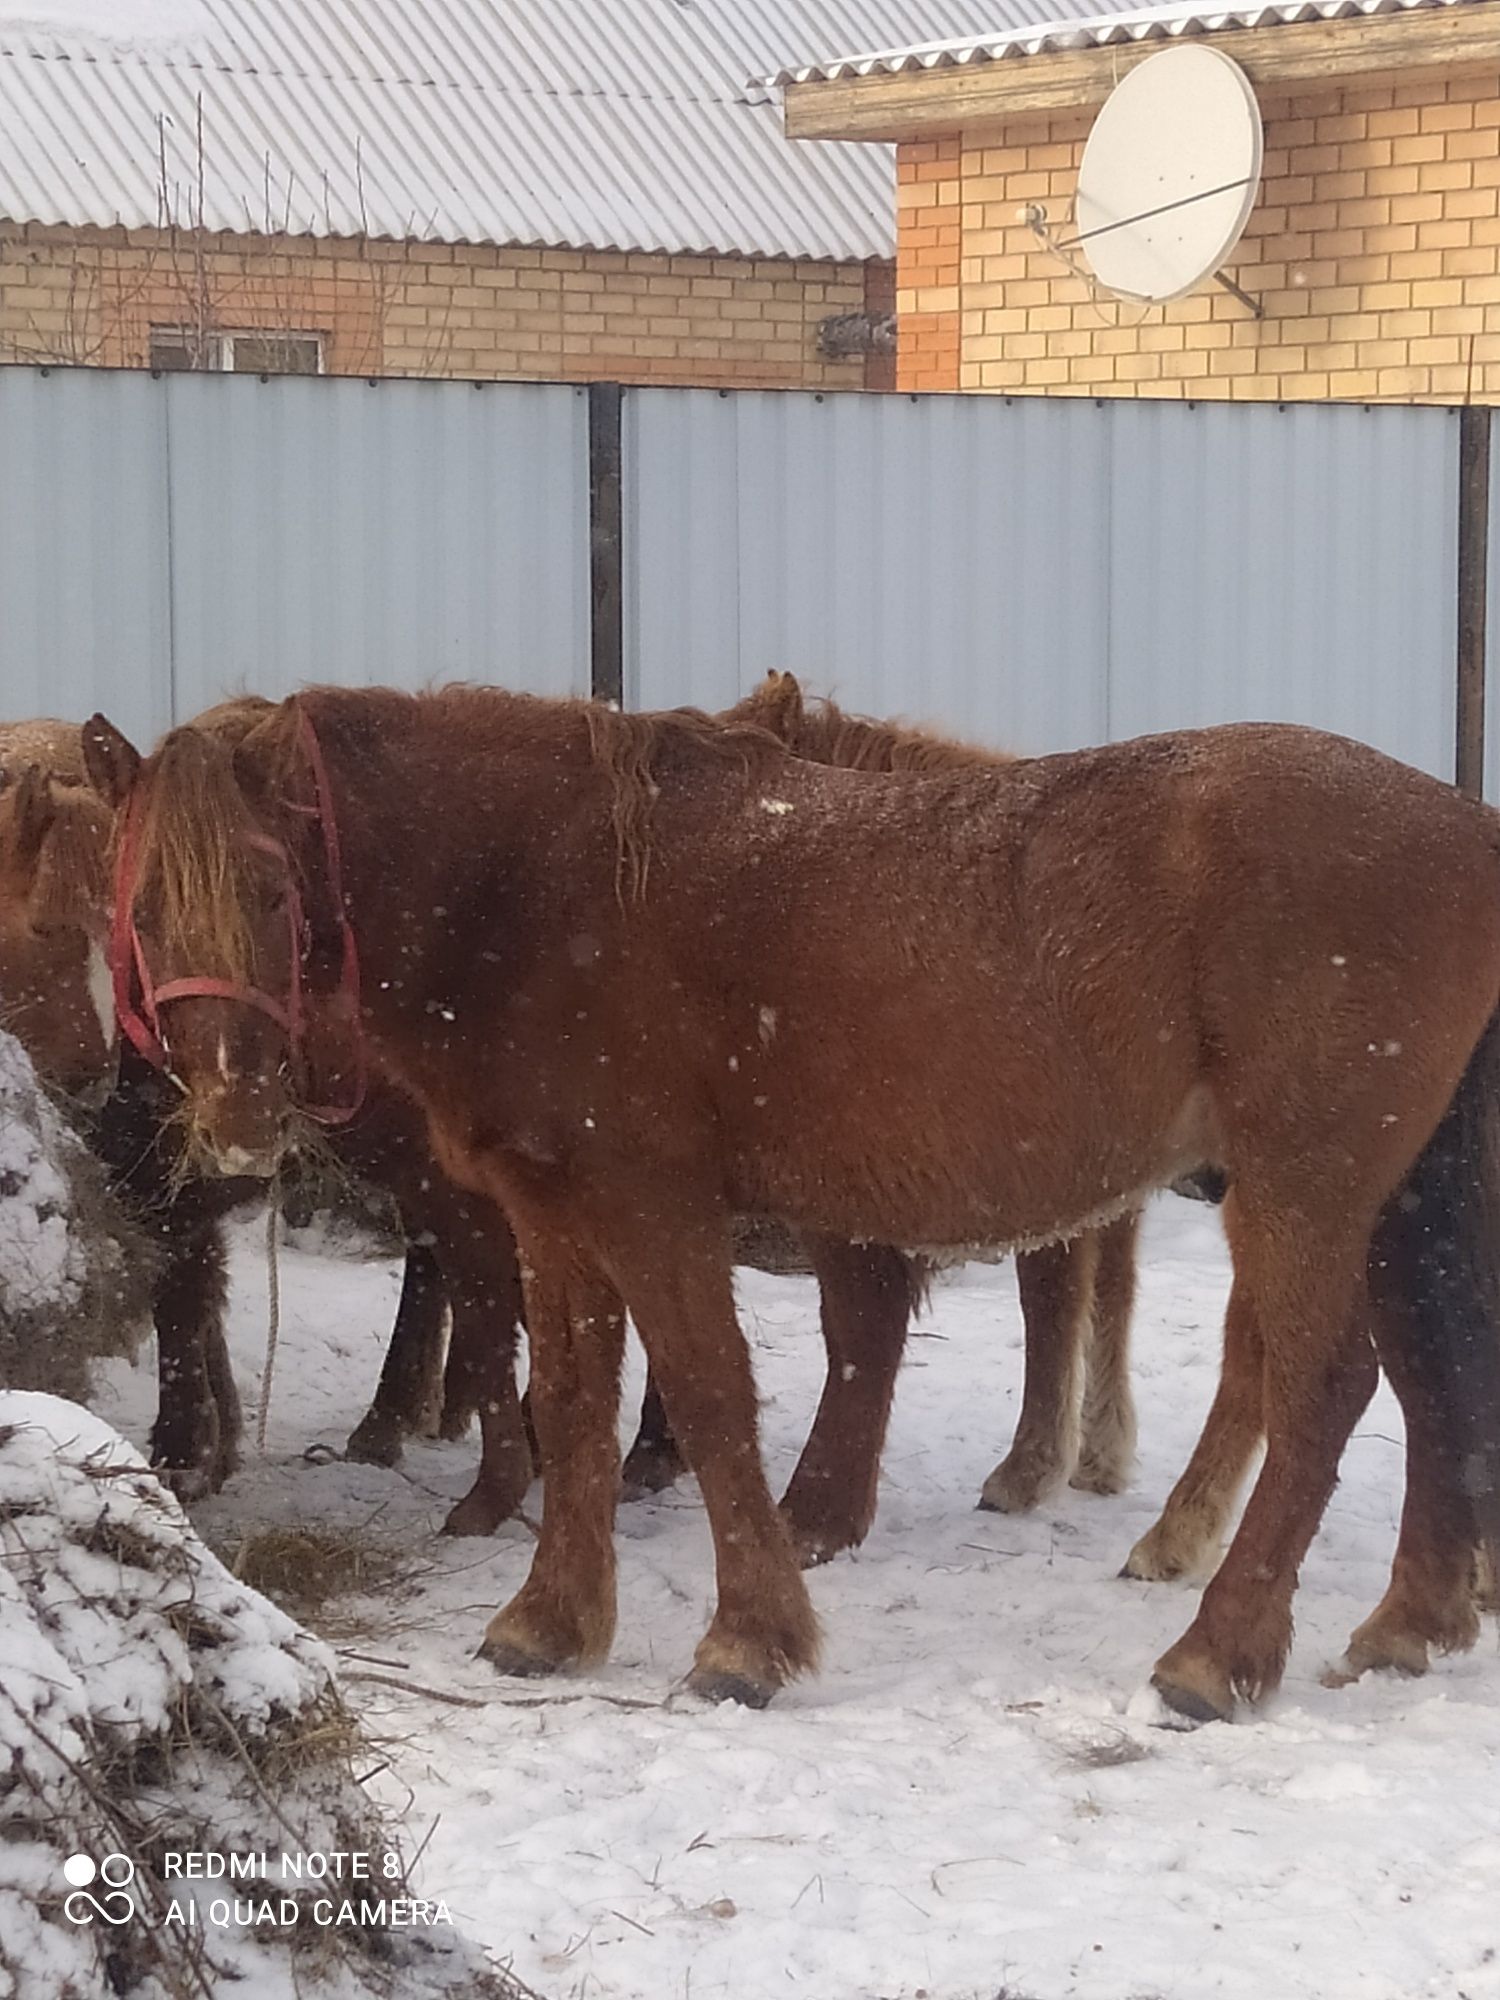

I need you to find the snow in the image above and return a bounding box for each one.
[0,0,210,43]
[0,1032,89,1314]
[91,1194,1500,2000]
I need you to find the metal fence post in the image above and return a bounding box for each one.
[1456,403,1491,796]
[588,382,624,706]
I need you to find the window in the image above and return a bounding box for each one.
[149,329,324,375]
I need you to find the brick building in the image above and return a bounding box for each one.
[0,0,1019,391]
[777,0,1500,399]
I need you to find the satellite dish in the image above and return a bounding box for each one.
[1074,45,1263,305]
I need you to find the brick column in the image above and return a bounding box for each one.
[897,138,962,391]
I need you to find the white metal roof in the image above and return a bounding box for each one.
[0,0,1152,263]
[772,0,1497,83]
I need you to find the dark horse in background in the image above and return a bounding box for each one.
[0,724,530,1529]
[91,684,1500,1723]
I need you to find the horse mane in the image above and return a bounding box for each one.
[31,780,111,930]
[126,724,272,984]
[730,671,1012,774]
[0,724,111,931]
[584,702,784,902]
[0,720,88,785]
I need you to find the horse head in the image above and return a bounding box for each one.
[0,757,116,1098]
[84,701,357,1178]
[725,671,808,746]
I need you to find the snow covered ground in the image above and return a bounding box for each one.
[93,1195,1500,2000]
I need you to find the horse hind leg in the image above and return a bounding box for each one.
[1152,1201,1377,1722]
[1123,1202,1263,1581]
[1333,1037,1500,1682]
[779,1234,918,1567]
[978,1233,1095,1514]
[1072,1210,1140,1496]
[440,1230,533,1537]
[621,1374,688,1500]
[480,1222,625,1676]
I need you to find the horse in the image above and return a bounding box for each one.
[718,672,1239,1570]
[86,687,1500,1722]
[0,732,531,1525]
[0,720,1027,1569]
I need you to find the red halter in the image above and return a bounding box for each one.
[110,709,366,1127]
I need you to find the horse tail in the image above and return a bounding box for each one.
[1380,1006,1500,1565]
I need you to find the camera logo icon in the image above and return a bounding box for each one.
[62,1853,137,1926]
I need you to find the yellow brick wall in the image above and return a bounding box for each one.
[896,67,1500,400]
[0,223,876,390]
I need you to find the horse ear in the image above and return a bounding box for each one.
[0,765,56,882]
[756,670,805,740]
[82,714,142,810]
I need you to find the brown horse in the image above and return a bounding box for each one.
[0,742,115,1097]
[721,670,1144,1515]
[86,688,1500,1722]
[0,731,532,1526]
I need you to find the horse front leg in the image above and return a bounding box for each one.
[778,1234,916,1566]
[346,1242,449,1466]
[605,1206,819,1705]
[151,1221,233,1500]
[979,1233,1096,1513]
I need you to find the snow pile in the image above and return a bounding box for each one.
[0,0,212,48]
[0,1394,534,2000]
[0,1030,151,1401]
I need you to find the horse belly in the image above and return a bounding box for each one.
[719,994,1200,1254]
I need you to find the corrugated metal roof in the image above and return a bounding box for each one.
[0,0,1148,262]
[772,0,1497,83]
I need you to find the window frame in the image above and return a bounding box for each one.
[148,328,327,375]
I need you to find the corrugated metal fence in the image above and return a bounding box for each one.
[0,369,589,747]
[0,366,1478,788]
[626,388,1461,779]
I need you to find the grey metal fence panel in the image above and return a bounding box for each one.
[626,387,1112,754]
[629,387,1458,777]
[0,368,172,745]
[165,373,590,719]
[1106,401,1458,778]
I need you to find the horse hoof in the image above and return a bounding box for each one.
[976,1461,1059,1515]
[790,1533,847,1571]
[156,1461,218,1504]
[686,1667,775,1709]
[1150,1671,1231,1726]
[1120,1532,1202,1583]
[1070,1460,1130,1497]
[441,1489,516,1537]
[477,1635,561,1679]
[619,1446,685,1502]
[343,1415,404,1469]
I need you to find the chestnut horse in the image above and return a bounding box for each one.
[720,672,1238,1571]
[88,688,1500,1722]
[0,731,531,1525]
[721,671,1144,1516]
